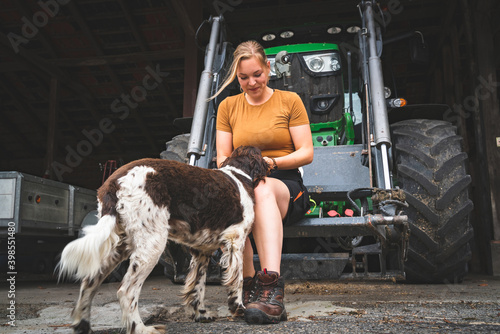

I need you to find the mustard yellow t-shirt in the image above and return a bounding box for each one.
[216,89,310,158]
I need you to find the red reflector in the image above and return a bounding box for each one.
[327,210,339,217]
[345,209,354,217]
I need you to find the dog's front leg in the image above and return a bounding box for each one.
[181,250,214,322]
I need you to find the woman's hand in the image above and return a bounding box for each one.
[263,156,277,171]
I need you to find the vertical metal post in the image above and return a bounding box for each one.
[14,173,23,233]
[380,144,392,189]
[347,51,353,116]
[187,16,223,165]
[365,2,390,146]
[364,1,392,189]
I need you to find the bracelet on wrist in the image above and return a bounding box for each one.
[270,157,278,170]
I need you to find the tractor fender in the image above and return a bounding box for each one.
[388,104,451,124]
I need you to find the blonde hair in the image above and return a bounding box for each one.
[210,40,268,100]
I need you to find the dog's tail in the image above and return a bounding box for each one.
[58,214,120,281]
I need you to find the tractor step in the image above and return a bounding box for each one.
[254,253,349,280]
[285,215,407,240]
[302,144,370,200]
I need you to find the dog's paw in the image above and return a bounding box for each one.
[194,310,215,323]
[73,319,91,334]
[230,303,245,317]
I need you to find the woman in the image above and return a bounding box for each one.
[214,40,313,324]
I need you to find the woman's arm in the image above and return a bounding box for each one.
[216,130,234,168]
[269,124,313,170]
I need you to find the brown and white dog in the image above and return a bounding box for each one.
[58,146,269,334]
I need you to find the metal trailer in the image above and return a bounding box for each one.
[0,171,97,273]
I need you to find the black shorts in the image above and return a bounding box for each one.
[269,169,310,226]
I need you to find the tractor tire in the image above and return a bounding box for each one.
[160,133,190,162]
[391,119,474,284]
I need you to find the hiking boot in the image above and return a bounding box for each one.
[243,275,258,306]
[244,269,287,324]
[234,275,257,317]
[235,276,257,317]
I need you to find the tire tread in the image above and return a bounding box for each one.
[391,119,473,284]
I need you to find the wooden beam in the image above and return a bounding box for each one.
[450,24,470,152]
[175,0,202,118]
[457,0,500,275]
[426,0,457,80]
[46,49,184,67]
[44,77,59,179]
[474,0,500,243]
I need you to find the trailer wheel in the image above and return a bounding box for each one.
[391,119,474,283]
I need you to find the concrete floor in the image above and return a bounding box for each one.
[1,273,499,333]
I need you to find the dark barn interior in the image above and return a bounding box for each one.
[0,0,499,275]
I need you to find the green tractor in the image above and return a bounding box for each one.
[160,0,473,284]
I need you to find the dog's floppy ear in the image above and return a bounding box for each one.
[245,146,269,188]
[220,146,269,188]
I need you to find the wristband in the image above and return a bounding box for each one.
[270,157,278,170]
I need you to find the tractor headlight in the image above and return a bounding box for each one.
[280,30,294,39]
[317,99,329,110]
[327,26,342,34]
[301,52,341,76]
[330,58,341,71]
[308,57,324,72]
[262,33,276,42]
[384,87,391,98]
[347,25,361,34]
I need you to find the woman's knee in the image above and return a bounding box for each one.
[254,180,275,202]
[253,179,290,222]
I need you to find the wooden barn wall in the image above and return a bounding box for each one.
[429,0,500,274]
